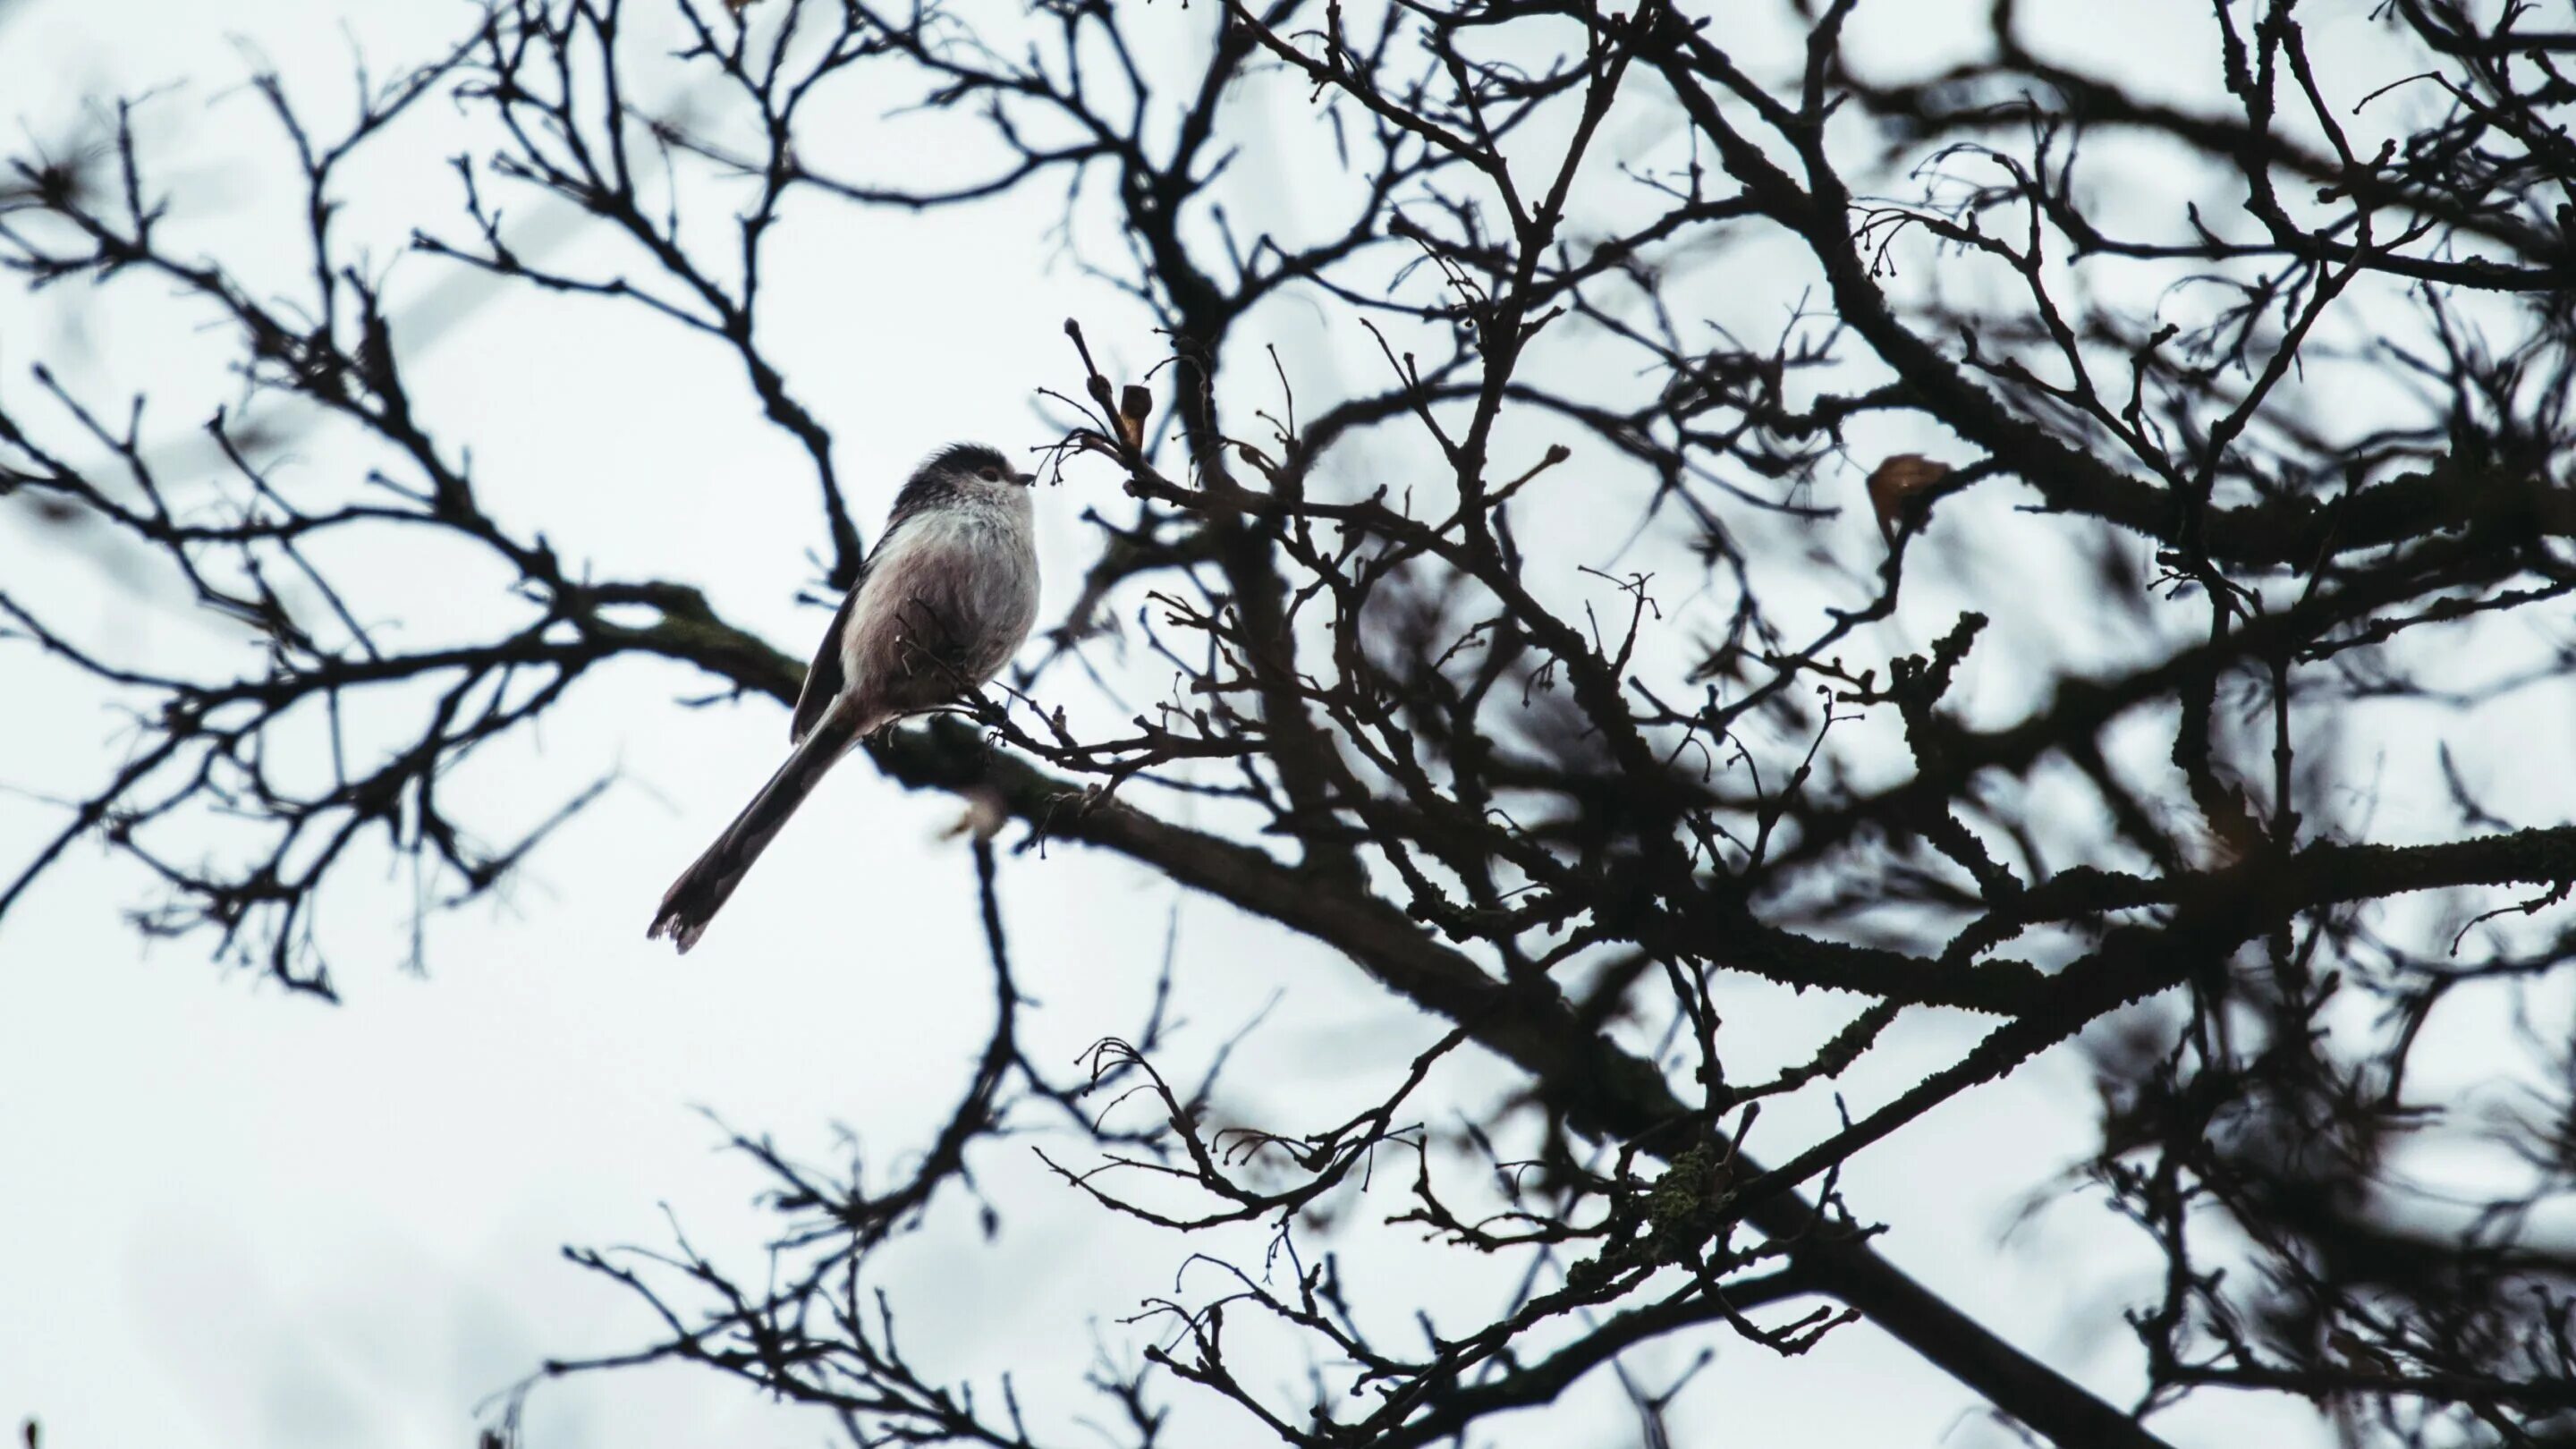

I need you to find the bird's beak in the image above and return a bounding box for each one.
[1014,470,1038,486]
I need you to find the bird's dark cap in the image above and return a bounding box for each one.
[922,442,1013,478]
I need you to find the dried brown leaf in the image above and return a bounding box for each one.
[1867,453,1951,543]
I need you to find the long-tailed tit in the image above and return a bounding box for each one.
[648,442,1040,952]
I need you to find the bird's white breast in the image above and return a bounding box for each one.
[839,490,1039,697]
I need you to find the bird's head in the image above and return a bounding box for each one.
[919,442,1036,495]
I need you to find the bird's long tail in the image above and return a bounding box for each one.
[648,699,879,953]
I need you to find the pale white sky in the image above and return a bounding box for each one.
[3,2,2527,1446]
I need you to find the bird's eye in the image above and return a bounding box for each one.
[978,466,1002,482]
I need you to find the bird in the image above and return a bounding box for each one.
[648,442,1041,953]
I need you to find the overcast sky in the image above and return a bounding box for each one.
[2,2,2504,1445]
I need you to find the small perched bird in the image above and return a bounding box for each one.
[648,443,1041,953]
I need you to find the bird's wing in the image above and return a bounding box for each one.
[790,572,864,745]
